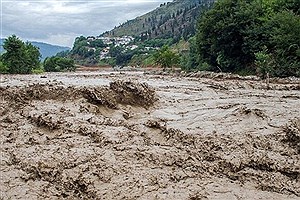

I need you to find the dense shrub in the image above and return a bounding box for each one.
[195,0,300,77]
[43,56,76,72]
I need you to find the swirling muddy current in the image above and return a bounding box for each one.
[0,71,299,199]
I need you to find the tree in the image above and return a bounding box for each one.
[1,35,41,74]
[71,36,91,58]
[181,37,201,71]
[109,46,123,58]
[25,42,41,71]
[196,0,261,73]
[43,57,59,72]
[89,39,106,48]
[44,56,76,72]
[154,45,179,70]
[56,50,70,58]
[195,0,300,77]
[115,52,135,66]
[268,10,300,77]
[254,46,275,78]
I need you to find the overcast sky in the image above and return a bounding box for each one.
[1,0,168,47]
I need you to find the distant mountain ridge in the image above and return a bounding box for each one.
[0,39,70,60]
[102,0,215,40]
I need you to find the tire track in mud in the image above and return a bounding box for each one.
[0,75,300,199]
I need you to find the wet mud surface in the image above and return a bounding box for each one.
[0,71,300,199]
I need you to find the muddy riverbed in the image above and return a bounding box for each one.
[0,71,299,199]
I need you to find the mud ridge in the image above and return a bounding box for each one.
[1,80,158,110]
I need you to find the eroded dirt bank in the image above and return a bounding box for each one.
[0,72,300,199]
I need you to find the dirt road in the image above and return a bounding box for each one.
[1,71,299,199]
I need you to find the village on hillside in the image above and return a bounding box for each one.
[71,35,161,66]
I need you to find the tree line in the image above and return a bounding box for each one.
[68,0,299,78]
[0,35,76,74]
[3,0,298,78]
[193,0,300,77]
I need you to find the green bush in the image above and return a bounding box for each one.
[268,10,300,77]
[142,55,156,66]
[0,61,8,74]
[44,56,76,72]
[32,67,45,74]
[153,45,179,70]
[255,46,274,79]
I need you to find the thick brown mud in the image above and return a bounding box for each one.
[0,72,300,199]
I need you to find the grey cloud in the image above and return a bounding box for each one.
[2,0,167,47]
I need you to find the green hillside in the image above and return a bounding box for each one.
[69,0,216,67]
[102,0,214,41]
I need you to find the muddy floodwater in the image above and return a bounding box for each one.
[0,71,299,199]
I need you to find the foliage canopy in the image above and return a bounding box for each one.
[154,45,179,70]
[43,56,76,72]
[1,35,41,74]
[196,0,300,77]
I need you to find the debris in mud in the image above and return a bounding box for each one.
[28,112,66,130]
[283,118,300,153]
[145,119,196,146]
[110,80,157,108]
[82,88,118,109]
[217,103,240,110]
[184,71,260,81]
[233,106,267,119]
[60,175,97,199]
[1,80,158,110]
[122,109,133,120]
[183,71,300,90]
[207,82,228,90]
[1,84,81,108]
[82,80,157,109]
[145,119,164,129]
[189,191,208,200]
